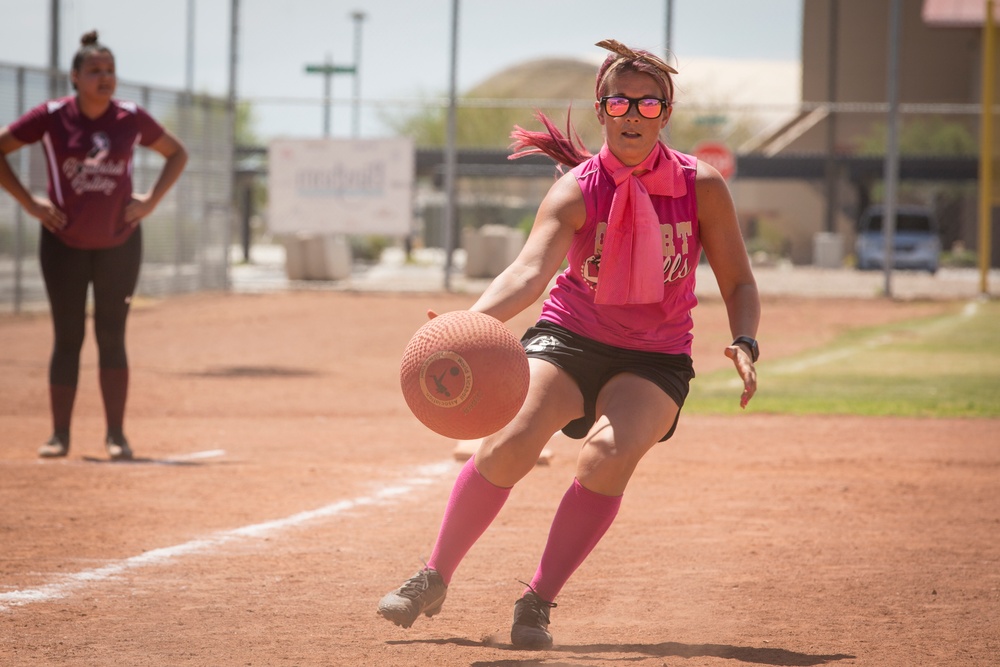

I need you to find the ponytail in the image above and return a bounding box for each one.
[509,109,593,171]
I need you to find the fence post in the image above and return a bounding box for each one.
[13,67,27,314]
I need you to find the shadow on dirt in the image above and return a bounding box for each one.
[81,456,233,467]
[389,636,856,666]
[185,365,320,378]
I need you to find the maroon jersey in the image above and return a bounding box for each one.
[9,96,166,249]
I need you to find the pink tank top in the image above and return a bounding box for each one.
[539,145,700,355]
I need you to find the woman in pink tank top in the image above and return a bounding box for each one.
[378,39,760,650]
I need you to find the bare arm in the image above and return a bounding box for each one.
[469,171,585,323]
[124,129,188,225]
[697,159,761,407]
[0,126,67,231]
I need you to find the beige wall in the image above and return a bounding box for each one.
[795,0,986,153]
[803,0,982,106]
[732,179,855,265]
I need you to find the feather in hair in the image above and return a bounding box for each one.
[595,38,678,75]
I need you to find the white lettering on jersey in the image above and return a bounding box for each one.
[582,219,695,289]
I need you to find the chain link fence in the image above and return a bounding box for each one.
[0,62,233,313]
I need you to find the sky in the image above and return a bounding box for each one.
[0,0,803,140]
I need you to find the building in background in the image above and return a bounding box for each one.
[737,0,998,266]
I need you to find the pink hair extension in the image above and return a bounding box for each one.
[508,108,593,170]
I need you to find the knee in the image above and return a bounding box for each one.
[475,434,543,487]
[577,429,646,490]
[95,336,127,366]
[94,322,128,364]
[53,328,85,356]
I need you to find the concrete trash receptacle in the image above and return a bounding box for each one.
[282,234,352,280]
[463,225,526,278]
[813,232,844,268]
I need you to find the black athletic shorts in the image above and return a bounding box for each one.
[521,320,695,442]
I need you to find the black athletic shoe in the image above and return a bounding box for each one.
[511,589,556,649]
[105,434,133,461]
[38,434,69,458]
[377,568,448,628]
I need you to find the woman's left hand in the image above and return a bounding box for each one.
[123,193,156,227]
[724,344,757,409]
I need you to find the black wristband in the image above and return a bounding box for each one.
[732,336,759,362]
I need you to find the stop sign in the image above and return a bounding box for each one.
[693,141,736,181]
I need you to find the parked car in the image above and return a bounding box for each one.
[854,205,941,273]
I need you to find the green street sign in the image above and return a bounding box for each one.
[305,64,357,74]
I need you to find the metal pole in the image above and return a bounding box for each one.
[226,0,240,290]
[49,0,60,99]
[14,68,26,313]
[179,0,196,280]
[882,0,902,297]
[323,53,332,138]
[305,61,355,137]
[186,0,195,92]
[442,0,460,291]
[664,0,674,57]
[978,0,996,295]
[823,0,839,235]
[351,11,366,138]
[229,0,239,152]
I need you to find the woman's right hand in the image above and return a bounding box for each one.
[724,344,757,409]
[26,196,67,232]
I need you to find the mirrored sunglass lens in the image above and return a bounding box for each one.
[604,98,630,116]
[637,99,663,118]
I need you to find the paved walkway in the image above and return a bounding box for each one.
[231,244,998,302]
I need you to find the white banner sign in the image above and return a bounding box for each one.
[267,137,414,236]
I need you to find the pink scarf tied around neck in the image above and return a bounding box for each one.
[595,142,688,305]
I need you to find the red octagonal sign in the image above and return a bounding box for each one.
[693,140,736,181]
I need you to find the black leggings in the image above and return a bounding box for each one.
[39,227,142,387]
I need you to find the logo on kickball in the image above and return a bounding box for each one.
[420,351,473,408]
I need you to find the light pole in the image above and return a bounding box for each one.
[350,11,366,138]
[978,0,996,295]
[442,0,459,291]
[228,0,240,286]
[882,0,902,298]
[49,0,60,98]
[186,0,196,93]
[664,0,673,58]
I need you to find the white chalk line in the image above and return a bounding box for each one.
[167,449,227,461]
[709,299,983,389]
[0,449,229,468]
[0,460,455,611]
[138,449,229,466]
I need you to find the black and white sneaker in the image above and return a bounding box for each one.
[38,434,69,458]
[377,568,448,628]
[511,589,556,649]
[105,434,133,461]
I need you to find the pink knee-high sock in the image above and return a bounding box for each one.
[528,478,622,602]
[427,457,511,585]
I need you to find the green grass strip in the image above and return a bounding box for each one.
[687,299,1000,418]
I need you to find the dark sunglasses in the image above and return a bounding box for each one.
[600,96,669,119]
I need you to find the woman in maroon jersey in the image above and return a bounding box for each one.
[0,31,188,460]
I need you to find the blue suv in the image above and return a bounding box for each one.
[855,205,941,274]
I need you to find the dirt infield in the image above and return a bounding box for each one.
[0,289,996,666]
